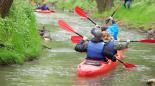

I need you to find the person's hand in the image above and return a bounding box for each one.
[95,24,100,28]
[82,36,88,41]
[112,56,117,62]
[127,39,130,43]
[101,26,107,31]
[109,16,113,20]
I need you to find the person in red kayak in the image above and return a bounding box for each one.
[75,29,116,62]
[102,30,129,56]
[74,28,130,62]
[36,2,49,10]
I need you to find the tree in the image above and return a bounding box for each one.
[0,0,13,18]
[96,0,113,13]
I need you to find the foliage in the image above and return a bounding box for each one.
[91,0,155,29]
[111,0,155,29]
[55,0,96,11]
[0,0,41,64]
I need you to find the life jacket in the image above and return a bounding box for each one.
[41,4,49,10]
[87,41,106,60]
[107,24,119,40]
[104,40,116,55]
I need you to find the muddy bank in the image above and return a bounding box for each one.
[124,25,155,39]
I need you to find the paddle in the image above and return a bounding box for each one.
[71,36,136,68]
[116,58,136,68]
[75,1,123,26]
[58,20,83,37]
[121,39,155,43]
[71,35,155,44]
[74,6,97,26]
[105,1,123,24]
[71,35,83,44]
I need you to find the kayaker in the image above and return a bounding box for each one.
[101,31,130,57]
[37,2,49,10]
[74,29,117,62]
[101,16,119,40]
[36,3,42,9]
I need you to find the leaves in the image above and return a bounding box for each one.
[0,0,41,64]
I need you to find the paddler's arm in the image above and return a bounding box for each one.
[114,40,130,50]
[103,48,117,62]
[74,36,88,52]
[109,16,116,24]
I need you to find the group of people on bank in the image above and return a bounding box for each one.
[74,17,130,63]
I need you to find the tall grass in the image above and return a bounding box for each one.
[92,0,155,29]
[0,0,41,65]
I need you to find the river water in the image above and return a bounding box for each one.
[0,11,154,86]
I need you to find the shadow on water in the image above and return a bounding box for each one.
[0,11,154,86]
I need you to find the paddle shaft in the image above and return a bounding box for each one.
[111,1,123,17]
[87,17,97,25]
[120,41,146,42]
[75,32,83,37]
[116,58,125,64]
[120,41,137,42]
[105,1,123,24]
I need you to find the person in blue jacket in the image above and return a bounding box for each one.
[40,3,49,10]
[101,16,119,40]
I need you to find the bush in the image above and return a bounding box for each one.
[0,0,41,64]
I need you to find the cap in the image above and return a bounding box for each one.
[101,26,108,31]
[91,28,102,39]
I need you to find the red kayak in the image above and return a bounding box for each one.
[77,50,123,77]
[35,9,55,13]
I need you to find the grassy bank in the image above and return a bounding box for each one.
[46,0,155,30]
[0,0,41,65]
[92,1,155,29]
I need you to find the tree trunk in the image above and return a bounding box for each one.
[0,0,13,18]
[96,0,113,13]
[41,0,47,3]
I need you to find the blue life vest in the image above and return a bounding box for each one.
[87,41,105,60]
[105,40,116,55]
[41,4,49,10]
[107,24,119,40]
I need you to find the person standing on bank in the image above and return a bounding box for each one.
[124,0,132,8]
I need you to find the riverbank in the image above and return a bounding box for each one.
[0,0,41,65]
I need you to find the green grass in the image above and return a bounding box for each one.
[91,1,155,29]
[0,0,42,65]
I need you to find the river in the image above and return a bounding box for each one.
[0,11,154,86]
